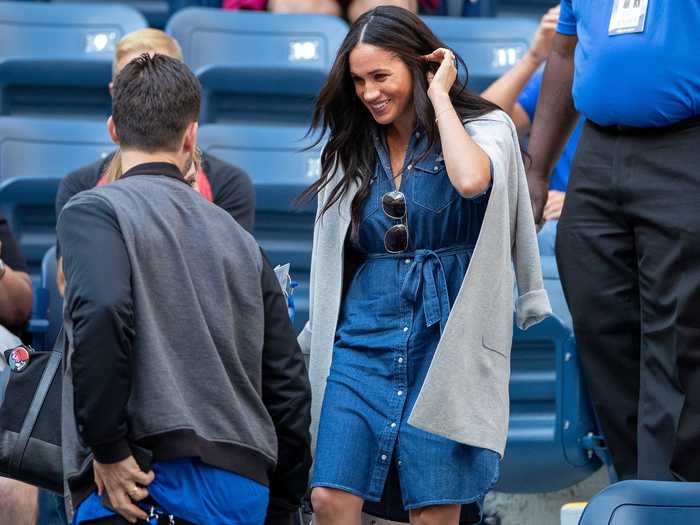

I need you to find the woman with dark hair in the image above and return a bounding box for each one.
[299,6,550,524]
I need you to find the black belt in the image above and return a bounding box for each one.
[588,114,700,136]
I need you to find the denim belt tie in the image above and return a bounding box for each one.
[367,245,472,334]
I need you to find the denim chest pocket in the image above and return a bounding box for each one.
[359,178,381,224]
[411,159,459,213]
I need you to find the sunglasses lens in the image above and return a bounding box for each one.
[382,191,406,219]
[384,224,409,253]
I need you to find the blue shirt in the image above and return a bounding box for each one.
[74,459,269,525]
[518,69,582,192]
[558,0,700,127]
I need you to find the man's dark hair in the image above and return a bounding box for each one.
[112,53,201,152]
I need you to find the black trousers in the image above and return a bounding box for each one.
[556,119,700,481]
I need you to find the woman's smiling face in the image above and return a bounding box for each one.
[349,43,414,127]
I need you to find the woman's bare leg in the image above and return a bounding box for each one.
[311,487,364,525]
[409,504,461,525]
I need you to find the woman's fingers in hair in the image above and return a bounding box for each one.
[421,48,455,64]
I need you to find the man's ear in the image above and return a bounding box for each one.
[107,116,120,145]
[182,121,199,154]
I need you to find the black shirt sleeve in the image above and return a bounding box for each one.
[203,153,256,234]
[58,194,134,464]
[55,156,110,257]
[0,215,28,273]
[55,157,108,218]
[259,250,312,518]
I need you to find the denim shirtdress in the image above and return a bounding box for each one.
[310,129,500,510]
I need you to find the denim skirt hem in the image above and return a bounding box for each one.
[405,498,481,511]
[403,462,499,510]
[309,482,381,503]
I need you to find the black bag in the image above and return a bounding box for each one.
[0,329,64,493]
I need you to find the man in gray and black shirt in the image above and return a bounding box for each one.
[58,53,311,525]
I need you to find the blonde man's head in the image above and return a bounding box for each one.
[106,29,190,186]
[112,28,183,80]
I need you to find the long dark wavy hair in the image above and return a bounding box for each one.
[300,5,500,237]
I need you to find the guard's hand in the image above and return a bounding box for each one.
[543,190,565,221]
[421,48,458,100]
[527,171,549,226]
[93,455,155,523]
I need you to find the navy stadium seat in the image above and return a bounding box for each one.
[39,245,62,351]
[0,177,61,279]
[434,0,498,16]
[0,117,112,181]
[25,245,60,351]
[423,16,537,92]
[167,9,347,124]
[498,0,556,17]
[0,1,147,118]
[49,1,221,30]
[498,310,601,492]
[579,480,700,525]
[0,117,113,273]
[494,254,601,492]
[198,123,320,333]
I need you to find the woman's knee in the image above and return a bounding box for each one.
[311,487,363,519]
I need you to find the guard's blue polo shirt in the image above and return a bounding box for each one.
[558,0,700,127]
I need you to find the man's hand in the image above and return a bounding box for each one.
[527,5,560,65]
[528,171,550,225]
[543,190,566,221]
[93,456,155,523]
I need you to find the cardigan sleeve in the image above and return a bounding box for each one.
[297,149,336,353]
[464,111,551,330]
[512,141,551,329]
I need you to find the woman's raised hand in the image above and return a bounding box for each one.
[421,48,457,101]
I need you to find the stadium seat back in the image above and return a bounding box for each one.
[40,245,63,350]
[198,123,320,334]
[496,255,601,492]
[498,0,556,16]
[579,480,700,525]
[0,117,113,181]
[0,117,112,272]
[434,0,498,16]
[49,1,221,29]
[167,9,348,124]
[0,2,147,118]
[0,177,61,279]
[423,16,537,93]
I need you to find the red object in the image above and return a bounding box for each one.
[223,0,266,9]
[196,168,214,202]
[11,347,29,363]
[223,0,440,11]
[9,346,30,371]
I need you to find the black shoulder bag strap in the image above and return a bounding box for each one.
[8,329,64,476]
